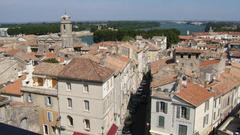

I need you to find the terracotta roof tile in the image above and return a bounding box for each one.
[175,47,202,54]
[33,63,64,77]
[200,59,220,68]
[1,76,26,96]
[58,58,114,82]
[179,36,193,40]
[176,82,214,107]
[151,75,177,88]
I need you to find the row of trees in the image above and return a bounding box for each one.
[7,23,60,35]
[93,29,180,45]
[205,22,240,32]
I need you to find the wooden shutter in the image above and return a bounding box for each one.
[177,106,180,118]
[164,103,168,114]
[186,108,190,120]
[156,101,159,112]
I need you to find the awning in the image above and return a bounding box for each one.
[107,124,118,135]
[73,131,89,135]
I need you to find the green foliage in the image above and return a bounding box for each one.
[7,23,60,35]
[205,22,240,32]
[43,58,59,63]
[122,36,135,41]
[107,21,160,30]
[93,29,180,45]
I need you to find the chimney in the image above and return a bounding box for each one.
[204,81,208,88]
[181,76,187,88]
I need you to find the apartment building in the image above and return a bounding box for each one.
[57,57,117,135]
[150,64,240,135]
[22,62,64,135]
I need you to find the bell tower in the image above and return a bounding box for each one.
[60,12,73,48]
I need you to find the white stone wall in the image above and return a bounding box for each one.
[58,77,115,135]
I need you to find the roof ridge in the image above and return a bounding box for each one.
[88,58,104,81]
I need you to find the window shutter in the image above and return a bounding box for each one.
[44,97,48,106]
[177,106,180,118]
[186,108,190,120]
[164,103,168,114]
[156,101,159,112]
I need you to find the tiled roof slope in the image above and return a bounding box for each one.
[58,58,114,82]
[1,76,26,96]
[33,62,64,77]
[176,82,214,107]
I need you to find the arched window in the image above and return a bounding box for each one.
[20,117,28,129]
[67,115,73,126]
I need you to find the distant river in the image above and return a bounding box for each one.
[159,22,206,35]
[78,35,94,45]
[78,22,207,45]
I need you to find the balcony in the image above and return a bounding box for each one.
[21,86,57,96]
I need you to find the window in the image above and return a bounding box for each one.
[177,106,190,120]
[27,93,32,103]
[158,116,165,128]
[156,101,167,113]
[203,114,209,127]
[83,84,89,93]
[52,126,59,135]
[45,97,52,106]
[213,112,216,120]
[43,124,49,135]
[181,54,184,58]
[227,96,230,105]
[83,119,90,130]
[204,100,209,112]
[63,24,66,30]
[179,125,187,135]
[66,82,71,91]
[67,98,72,108]
[67,115,73,126]
[188,54,191,59]
[84,100,90,111]
[214,99,217,108]
[47,111,53,122]
[217,109,220,116]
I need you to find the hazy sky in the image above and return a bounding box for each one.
[0,0,240,23]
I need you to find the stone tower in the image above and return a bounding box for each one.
[60,13,73,48]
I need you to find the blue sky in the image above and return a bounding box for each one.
[0,0,240,23]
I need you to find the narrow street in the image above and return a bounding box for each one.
[129,71,152,135]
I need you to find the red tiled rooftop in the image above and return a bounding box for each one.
[200,59,220,68]
[175,47,202,54]
[59,57,114,82]
[1,76,26,96]
[176,82,214,107]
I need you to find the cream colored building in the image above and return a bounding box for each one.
[22,62,64,135]
[57,57,118,135]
